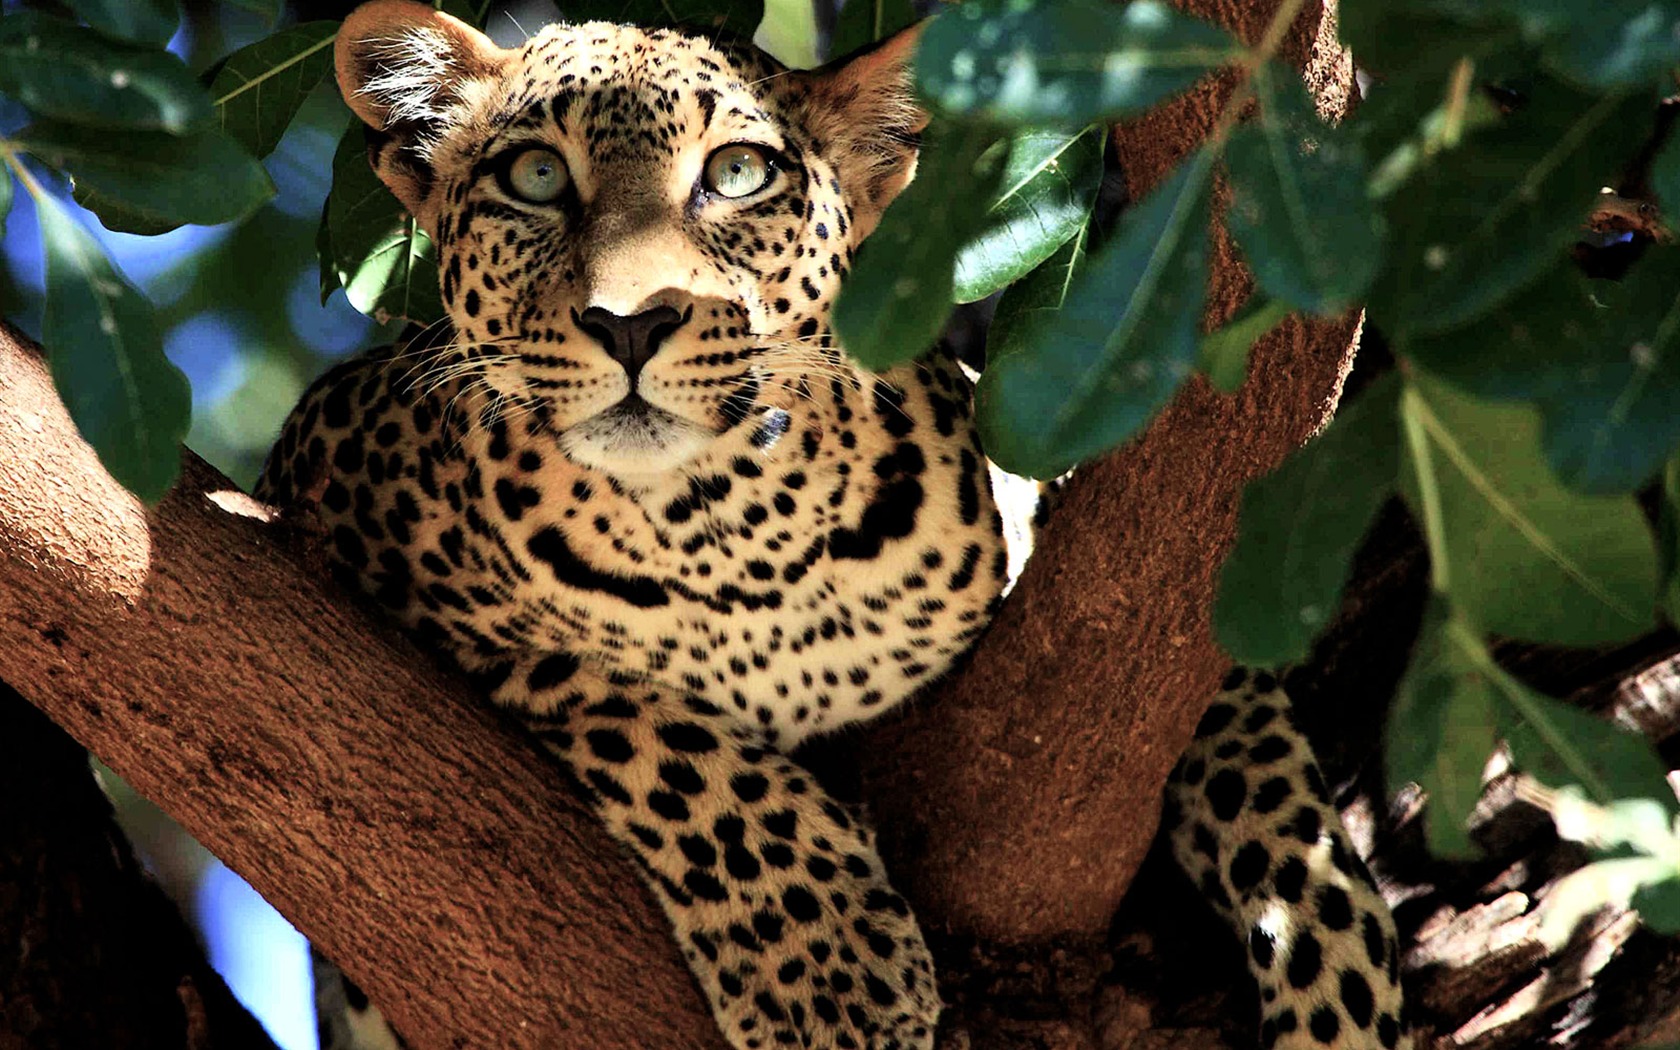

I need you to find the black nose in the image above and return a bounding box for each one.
[574,304,688,380]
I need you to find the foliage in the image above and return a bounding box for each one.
[4,0,1680,934]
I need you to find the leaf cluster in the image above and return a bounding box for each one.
[830,0,1680,920]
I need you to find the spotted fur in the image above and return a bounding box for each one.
[258,4,1407,1048]
[1166,672,1409,1049]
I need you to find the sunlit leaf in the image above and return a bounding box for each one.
[1225,63,1385,314]
[830,0,915,60]
[985,222,1089,365]
[976,149,1213,478]
[1368,76,1647,341]
[1387,600,1496,856]
[562,0,764,40]
[1407,255,1680,493]
[1197,295,1288,392]
[18,121,272,231]
[953,125,1103,304]
[1399,377,1658,645]
[210,22,338,160]
[1214,374,1401,666]
[1391,603,1677,857]
[758,0,820,68]
[916,0,1241,125]
[60,0,179,48]
[1501,680,1676,814]
[833,124,1007,368]
[325,124,443,325]
[0,12,209,133]
[70,185,191,236]
[36,192,190,502]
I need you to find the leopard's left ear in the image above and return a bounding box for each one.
[335,0,510,228]
[797,24,928,227]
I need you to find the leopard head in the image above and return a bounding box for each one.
[335,0,923,479]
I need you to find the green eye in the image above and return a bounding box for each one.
[505,147,568,203]
[704,145,772,199]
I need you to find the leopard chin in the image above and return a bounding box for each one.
[556,395,715,477]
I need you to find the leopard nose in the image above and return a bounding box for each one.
[573,304,689,380]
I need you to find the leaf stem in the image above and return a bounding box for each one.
[1206,0,1311,149]
[0,138,49,203]
[1400,383,1452,594]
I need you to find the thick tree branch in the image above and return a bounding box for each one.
[0,328,728,1050]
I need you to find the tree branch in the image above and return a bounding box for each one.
[0,327,729,1050]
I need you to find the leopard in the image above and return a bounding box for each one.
[256,2,1410,1047]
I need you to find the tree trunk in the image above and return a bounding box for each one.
[0,682,279,1050]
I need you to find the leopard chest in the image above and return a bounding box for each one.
[328,361,1009,746]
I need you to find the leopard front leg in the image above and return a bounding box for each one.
[488,654,939,1050]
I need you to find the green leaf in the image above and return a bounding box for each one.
[1632,876,1680,933]
[1662,454,1680,624]
[1399,376,1658,645]
[209,22,338,160]
[0,12,210,133]
[1653,125,1680,218]
[1390,604,1678,858]
[953,125,1104,304]
[325,124,444,325]
[1500,680,1676,814]
[832,124,1007,368]
[758,0,820,68]
[916,0,1241,125]
[1197,295,1289,392]
[976,148,1213,478]
[985,222,1089,367]
[561,0,763,40]
[1407,255,1680,493]
[17,121,274,231]
[36,192,190,503]
[0,163,10,244]
[221,0,282,22]
[1536,0,1680,90]
[1368,76,1648,341]
[1225,64,1385,315]
[1386,601,1496,856]
[60,0,180,48]
[831,0,915,60]
[1213,374,1401,666]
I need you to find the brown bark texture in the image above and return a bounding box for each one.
[0,682,280,1050]
[0,330,729,1050]
[853,0,1360,947]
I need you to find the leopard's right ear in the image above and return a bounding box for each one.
[335,0,508,226]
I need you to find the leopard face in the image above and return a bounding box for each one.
[338,2,920,479]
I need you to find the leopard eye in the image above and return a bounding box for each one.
[704,144,772,199]
[504,146,569,203]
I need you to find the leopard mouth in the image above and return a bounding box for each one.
[555,392,715,475]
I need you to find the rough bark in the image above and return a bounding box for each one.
[853,0,1360,947]
[0,329,728,1050]
[0,683,280,1050]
